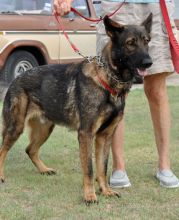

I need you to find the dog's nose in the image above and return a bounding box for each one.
[141,58,153,68]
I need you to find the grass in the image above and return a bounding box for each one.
[0,86,179,220]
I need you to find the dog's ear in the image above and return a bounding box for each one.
[103,15,124,38]
[141,13,153,33]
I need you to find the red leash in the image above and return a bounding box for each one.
[54,0,126,98]
[160,0,179,73]
[71,0,126,22]
[54,12,83,57]
[54,1,125,58]
[54,12,119,97]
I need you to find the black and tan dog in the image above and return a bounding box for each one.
[0,15,152,204]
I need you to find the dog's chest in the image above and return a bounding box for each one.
[96,94,125,132]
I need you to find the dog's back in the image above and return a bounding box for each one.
[3,63,79,130]
[2,61,106,136]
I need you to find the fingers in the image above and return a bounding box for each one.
[53,0,73,16]
[60,1,71,15]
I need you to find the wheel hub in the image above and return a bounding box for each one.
[14,60,33,78]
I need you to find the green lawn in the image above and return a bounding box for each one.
[0,86,179,220]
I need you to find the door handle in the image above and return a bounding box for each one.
[90,23,96,27]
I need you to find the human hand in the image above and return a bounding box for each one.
[53,0,73,16]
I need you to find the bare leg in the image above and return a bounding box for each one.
[144,73,170,170]
[111,118,125,171]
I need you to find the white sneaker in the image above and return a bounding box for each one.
[109,170,131,188]
[156,169,179,188]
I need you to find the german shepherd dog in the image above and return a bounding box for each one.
[0,14,153,204]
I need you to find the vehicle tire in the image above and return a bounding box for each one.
[2,50,39,83]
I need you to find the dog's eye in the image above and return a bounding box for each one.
[126,38,136,46]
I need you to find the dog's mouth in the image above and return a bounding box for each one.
[137,68,148,77]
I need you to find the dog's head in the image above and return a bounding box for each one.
[103,14,153,81]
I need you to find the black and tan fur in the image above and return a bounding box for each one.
[0,15,153,204]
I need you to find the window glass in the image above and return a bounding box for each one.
[65,0,89,18]
[0,0,15,11]
[0,0,52,14]
[174,0,179,19]
[93,0,101,18]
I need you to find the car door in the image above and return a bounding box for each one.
[0,0,60,65]
[58,0,97,63]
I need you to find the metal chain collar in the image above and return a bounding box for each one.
[85,55,105,67]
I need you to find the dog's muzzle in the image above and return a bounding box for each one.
[141,57,153,69]
[137,56,153,77]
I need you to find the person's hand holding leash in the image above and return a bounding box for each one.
[53,0,73,16]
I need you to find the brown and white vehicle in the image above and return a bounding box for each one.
[0,0,98,83]
[0,0,178,83]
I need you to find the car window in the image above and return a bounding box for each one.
[174,0,179,19]
[93,0,101,18]
[0,0,52,15]
[65,0,89,18]
[0,0,15,11]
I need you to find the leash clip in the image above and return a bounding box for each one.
[76,50,86,58]
[86,56,94,63]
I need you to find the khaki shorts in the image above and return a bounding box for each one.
[96,1,177,75]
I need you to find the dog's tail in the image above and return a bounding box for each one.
[1,85,28,140]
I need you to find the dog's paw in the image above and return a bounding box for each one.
[40,168,57,175]
[102,188,121,198]
[84,193,98,206]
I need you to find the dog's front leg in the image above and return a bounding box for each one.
[78,130,97,205]
[95,131,120,198]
